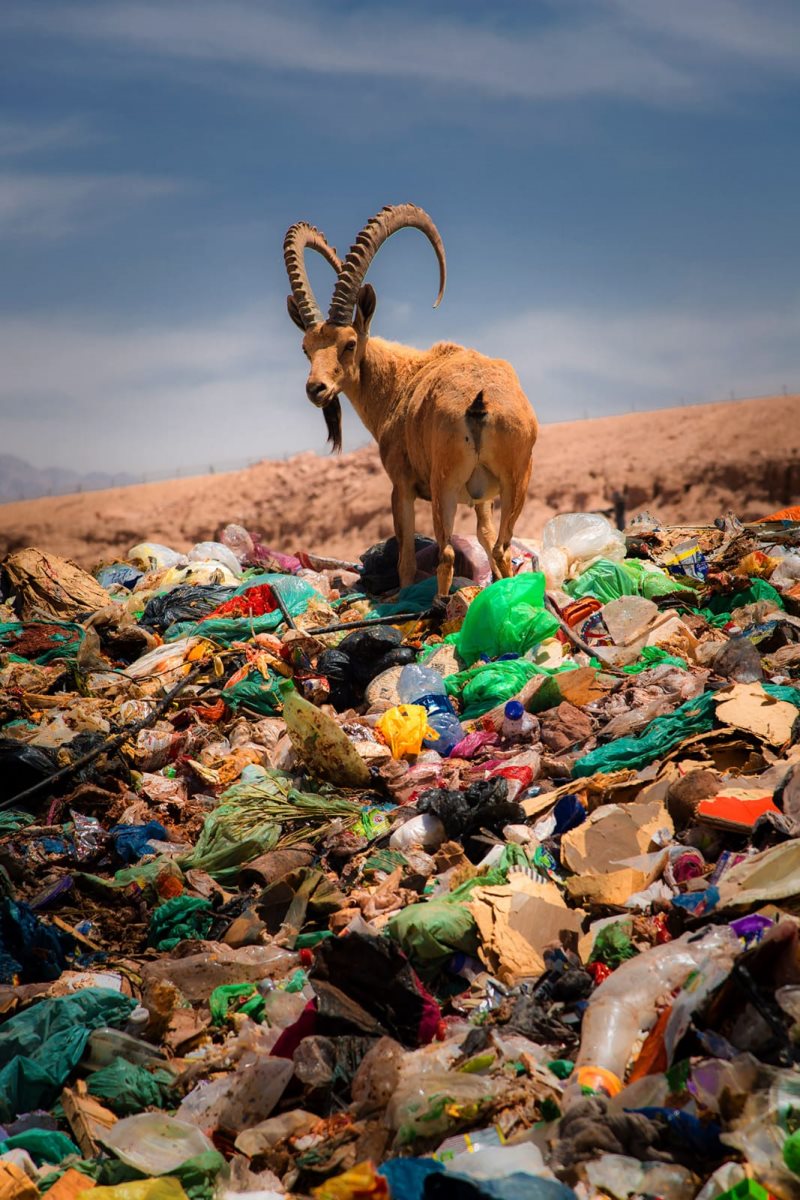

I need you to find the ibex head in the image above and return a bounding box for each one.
[284,204,446,453]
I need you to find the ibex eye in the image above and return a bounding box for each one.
[344,340,356,353]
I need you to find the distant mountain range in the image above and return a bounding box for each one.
[0,454,137,502]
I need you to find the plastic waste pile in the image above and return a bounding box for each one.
[0,508,799,1200]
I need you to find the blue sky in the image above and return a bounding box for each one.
[1,0,799,476]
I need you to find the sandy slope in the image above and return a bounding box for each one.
[1,395,797,567]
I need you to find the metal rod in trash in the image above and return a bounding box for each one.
[0,659,212,812]
[309,610,433,636]
[272,585,298,630]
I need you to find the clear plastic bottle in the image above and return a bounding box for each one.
[398,664,464,754]
[501,700,536,740]
[419,694,464,755]
[397,664,448,702]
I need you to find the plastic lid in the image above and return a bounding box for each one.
[504,701,524,720]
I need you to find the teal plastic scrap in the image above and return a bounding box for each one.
[87,1056,177,1115]
[0,987,136,1123]
[574,683,800,778]
[147,895,214,951]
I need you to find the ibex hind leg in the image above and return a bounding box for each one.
[475,501,501,580]
[391,483,417,590]
[493,461,531,578]
[431,485,458,599]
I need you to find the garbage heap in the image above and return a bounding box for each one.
[1,509,800,1200]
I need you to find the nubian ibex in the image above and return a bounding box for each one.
[283,204,538,597]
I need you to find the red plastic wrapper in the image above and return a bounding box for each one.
[586,961,612,985]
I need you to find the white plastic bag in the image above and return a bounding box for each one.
[188,541,244,577]
[542,513,626,583]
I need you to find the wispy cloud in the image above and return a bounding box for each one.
[0,117,98,159]
[3,0,799,108]
[1,300,797,475]
[0,171,178,237]
[0,307,332,474]
[476,304,800,417]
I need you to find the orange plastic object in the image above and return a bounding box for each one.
[573,1064,623,1097]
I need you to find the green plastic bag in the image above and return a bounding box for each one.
[446,658,547,720]
[388,900,479,972]
[87,1056,177,1115]
[148,895,214,951]
[0,1129,80,1165]
[178,804,279,885]
[588,920,639,967]
[223,666,284,714]
[565,558,691,604]
[371,577,452,617]
[39,1151,224,1200]
[0,988,136,1123]
[690,578,785,627]
[0,620,85,665]
[451,573,559,664]
[208,983,265,1025]
[621,646,688,674]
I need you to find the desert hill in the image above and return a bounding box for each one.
[1,395,797,568]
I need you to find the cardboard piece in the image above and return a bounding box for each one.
[0,1162,39,1200]
[468,876,585,983]
[560,800,672,907]
[715,682,798,746]
[560,801,673,876]
[61,1084,118,1157]
[716,839,800,910]
[554,667,607,707]
[565,857,668,907]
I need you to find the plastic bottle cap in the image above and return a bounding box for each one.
[573,1065,623,1097]
[504,701,524,720]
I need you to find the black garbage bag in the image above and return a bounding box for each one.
[359,535,436,594]
[0,739,57,805]
[372,646,417,676]
[139,584,236,631]
[338,625,404,688]
[310,930,440,1047]
[417,777,526,862]
[318,636,417,712]
[316,648,359,711]
[0,898,73,984]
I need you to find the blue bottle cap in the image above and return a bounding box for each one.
[505,700,524,720]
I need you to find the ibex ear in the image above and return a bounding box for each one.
[286,295,306,331]
[354,283,376,336]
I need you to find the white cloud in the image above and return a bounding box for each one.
[0,171,178,237]
[0,306,353,474]
[2,0,799,108]
[0,117,97,159]
[474,305,800,418]
[1,300,797,476]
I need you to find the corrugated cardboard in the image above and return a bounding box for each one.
[715,682,798,746]
[468,875,585,983]
[560,800,673,876]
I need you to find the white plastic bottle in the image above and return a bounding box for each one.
[501,700,536,740]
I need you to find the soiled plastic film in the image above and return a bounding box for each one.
[566,925,740,1107]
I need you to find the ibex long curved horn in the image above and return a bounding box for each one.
[327,204,446,327]
[283,222,342,329]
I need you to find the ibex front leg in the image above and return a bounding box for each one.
[392,482,417,590]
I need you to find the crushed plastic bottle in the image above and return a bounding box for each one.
[501,700,537,740]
